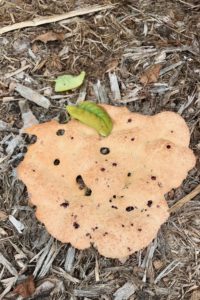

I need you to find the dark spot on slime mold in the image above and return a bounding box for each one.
[73,222,80,229]
[56,129,65,136]
[126,206,134,212]
[147,200,153,207]
[54,159,60,165]
[100,147,110,155]
[60,201,69,208]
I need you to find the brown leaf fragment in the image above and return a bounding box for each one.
[140,64,161,85]
[153,259,163,270]
[106,59,119,73]
[0,210,8,221]
[14,275,35,298]
[33,31,65,43]
[190,290,200,300]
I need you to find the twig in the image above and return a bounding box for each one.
[177,0,200,8]
[160,61,183,76]
[178,90,196,115]
[154,260,180,284]
[169,184,200,213]
[5,64,31,79]
[0,5,114,35]
[0,253,18,277]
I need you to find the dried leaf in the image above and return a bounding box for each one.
[0,210,8,221]
[106,59,118,72]
[9,215,25,233]
[140,64,161,85]
[66,101,113,136]
[190,290,200,300]
[55,71,86,92]
[33,31,65,43]
[14,275,35,298]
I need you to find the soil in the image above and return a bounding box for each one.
[0,1,200,299]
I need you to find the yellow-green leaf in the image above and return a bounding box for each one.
[55,71,86,92]
[66,101,113,137]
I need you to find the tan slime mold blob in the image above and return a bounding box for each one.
[17,105,196,258]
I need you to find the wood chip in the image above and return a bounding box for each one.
[15,83,50,109]
[108,72,121,101]
[178,90,196,115]
[0,121,14,132]
[93,80,110,104]
[32,238,54,277]
[9,215,25,234]
[19,100,39,130]
[159,61,183,76]
[114,282,136,300]
[64,246,76,273]
[141,239,157,283]
[77,84,87,104]
[118,86,143,103]
[54,267,80,284]
[33,238,61,278]
[32,279,55,298]
[5,136,22,156]
[0,277,17,300]
[95,257,100,282]
[74,283,114,297]
[0,253,18,277]
[38,242,61,278]
[5,64,31,79]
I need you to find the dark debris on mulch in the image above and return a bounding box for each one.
[0,1,200,299]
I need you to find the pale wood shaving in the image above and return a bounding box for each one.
[38,241,61,278]
[19,100,39,130]
[9,215,25,234]
[64,246,76,273]
[113,282,136,300]
[0,253,18,277]
[95,256,100,282]
[108,72,121,101]
[5,64,31,79]
[141,239,157,283]
[160,61,183,76]
[178,90,196,115]
[15,83,50,109]
[53,267,80,284]
[0,5,114,35]
[93,80,110,104]
[33,237,54,277]
[0,277,17,300]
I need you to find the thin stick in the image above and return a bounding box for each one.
[169,184,200,213]
[0,4,113,35]
[5,64,31,79]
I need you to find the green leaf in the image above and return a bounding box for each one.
[55,71,86,92]
[66,101,113,137]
